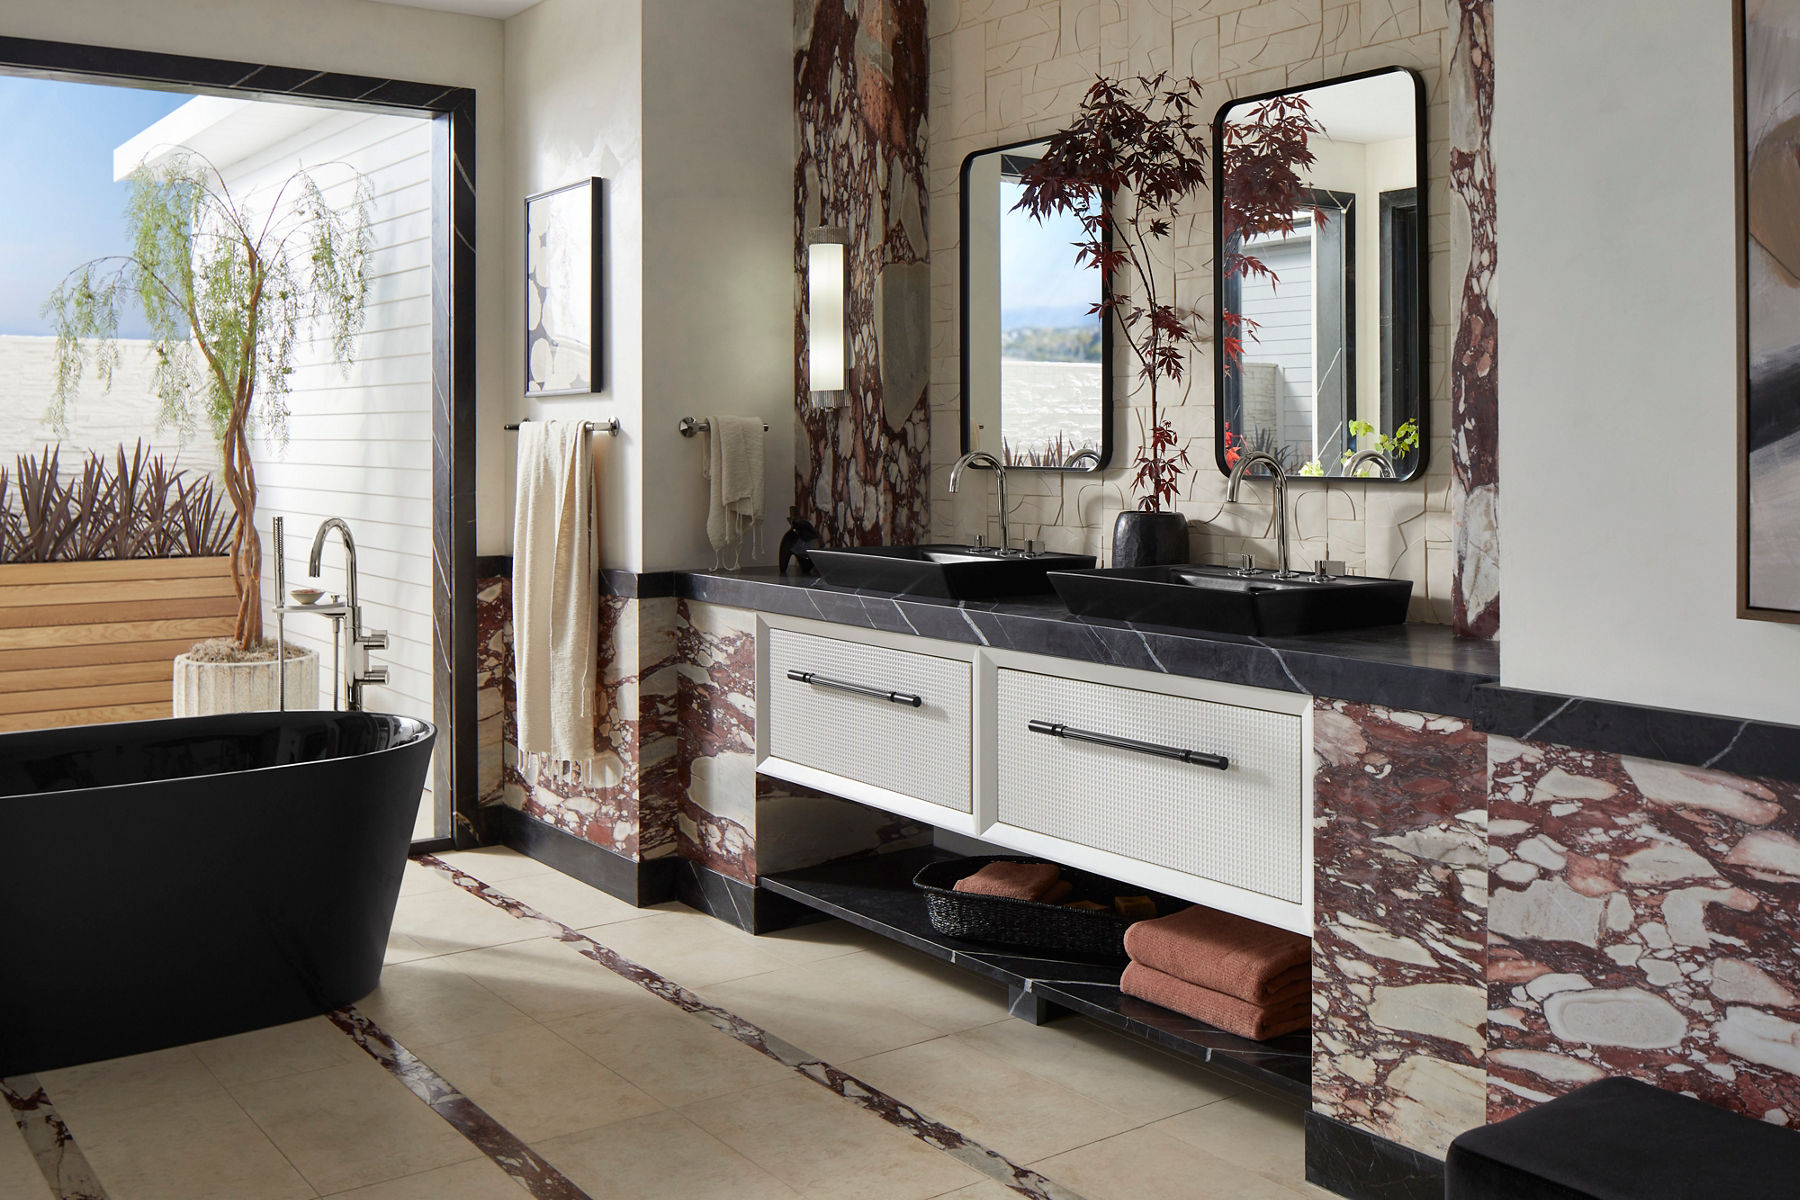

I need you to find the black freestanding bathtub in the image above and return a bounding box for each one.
[0,710,435,1075]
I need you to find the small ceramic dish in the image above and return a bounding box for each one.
[289,587,325,606]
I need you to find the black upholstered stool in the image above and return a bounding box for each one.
[1446,1077,1800,1199]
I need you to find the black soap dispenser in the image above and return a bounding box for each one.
[779,506,820,575]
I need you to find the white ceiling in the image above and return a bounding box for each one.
[366,0,540,18]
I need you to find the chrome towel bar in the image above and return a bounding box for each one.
[503,418,620,436]
[679,416,770,437]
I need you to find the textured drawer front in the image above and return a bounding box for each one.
[995,668,1304,902]
[767,629,973,813]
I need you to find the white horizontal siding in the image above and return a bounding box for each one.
[233,108,438,838]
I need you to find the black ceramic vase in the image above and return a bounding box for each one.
[1111,510,1188,568]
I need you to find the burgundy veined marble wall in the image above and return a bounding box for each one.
[472,578,680,863]
[1487,739,1800,1126]
[1312,699,1491,1159]
[1448,0,1500,639]
[794,0,932,546]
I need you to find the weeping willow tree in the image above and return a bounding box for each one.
[44,153,373,650]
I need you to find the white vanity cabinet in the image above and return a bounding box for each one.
[755,615,1314,934]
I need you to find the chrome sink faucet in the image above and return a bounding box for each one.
[308,517,389,710]
[948,450,1009,551]
[1226,451,1297,579]
[1063,448,1101,471]
[1345,448,1396,478]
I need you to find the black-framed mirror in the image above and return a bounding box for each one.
[960,138,1112,471]
[1213,67,1428,482]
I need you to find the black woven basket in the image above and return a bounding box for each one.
[912,855,1170,958]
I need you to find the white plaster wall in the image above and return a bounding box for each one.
[502,0,646,569]
[639,0,795,573]
[3,0,511,552]
[1496,0,1800,726]
[930,0,1457,620]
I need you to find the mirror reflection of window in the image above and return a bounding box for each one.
[962,140,1110,471]
[997,167,1102,467]
[1215,68,1424,481]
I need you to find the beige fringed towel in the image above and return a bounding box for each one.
[705,415,764,569]
[512,420,599,764]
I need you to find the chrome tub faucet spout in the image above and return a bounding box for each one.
[308,517,389,710]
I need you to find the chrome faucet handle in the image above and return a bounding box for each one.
[970,533,986,548]
[359,666,389,686]
[1312,559,1346,581]
[360,628,388,651]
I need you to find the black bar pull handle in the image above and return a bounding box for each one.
[788,670,923,708]
[1027,719,1229,770]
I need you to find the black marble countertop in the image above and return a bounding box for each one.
[674,568,1500,718]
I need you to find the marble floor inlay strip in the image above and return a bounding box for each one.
[2,1074,108,1200]
[415,854,1092,1200]
[326,1006,593,1200]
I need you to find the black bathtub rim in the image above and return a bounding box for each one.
[0,710,438,802]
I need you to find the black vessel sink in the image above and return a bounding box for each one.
[809,544,1096,600]
[1049,564,1413,636]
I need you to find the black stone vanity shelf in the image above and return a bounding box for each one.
[759,846,1310,1106]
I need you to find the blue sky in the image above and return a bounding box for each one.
[1000,178,1100,330]
[0,76,188,337]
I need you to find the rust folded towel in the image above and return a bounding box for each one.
[952,860,1064,902]
[1122,903,1311,1002]
[1121,962,1310,1042]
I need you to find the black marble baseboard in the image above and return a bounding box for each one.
[1476,685,1800,785]
[673,860,825,934]
[676,568,1498,718]
[1305,1111,1445,1200]
[485,805,677,906]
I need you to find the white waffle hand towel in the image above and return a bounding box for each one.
[705,415,764,569]
[511,419,598,764]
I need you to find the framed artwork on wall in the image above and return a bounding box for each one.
[1739,1,1800,622]
[524,177,603,396]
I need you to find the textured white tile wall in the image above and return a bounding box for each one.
[930,0,1456,622]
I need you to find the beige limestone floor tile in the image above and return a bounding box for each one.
[956,1015,1241,1126]
[699,959,944,1063]
[325,1156,530,1198]
[59,1090,314,1200]
[193,1016,367,1088]
[819,944,1012,1035]
[1150,1089,1307,1184]
[416,1022,662,1143]
[845,1036,1137,1164]
[490,870,655,929]
[547,1002,796,1108]
[535,1108,800,1200]
[398,859,461,897]
[680,1073,984,1200]
[231,1061,479,1194]
[434,846,562,884]
[0,1121,54,1200]
[1029,1125,1307,1200]
[578,908,794,988]
[752,916,896,964]
[355,955,540,1050]
[927,1183,1021,1200]
[436,935,653,1023]
[385,930,440,965]
[35,1045,222,1122]
[387,885,545,958]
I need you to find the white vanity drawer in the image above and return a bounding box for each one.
[993,667,1305,903]
[765,628,973,814]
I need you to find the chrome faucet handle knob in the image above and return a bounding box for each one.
[970,533,985,548]
[360,666,389,686]
[361,628,388,651]
[1312,559,1346,581]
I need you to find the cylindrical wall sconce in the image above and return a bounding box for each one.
[806,227,848,406]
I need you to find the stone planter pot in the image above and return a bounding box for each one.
[1111,510,1189,568]
[173,649,319,717]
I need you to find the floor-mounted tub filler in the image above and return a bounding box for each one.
[0,709,434,1076]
